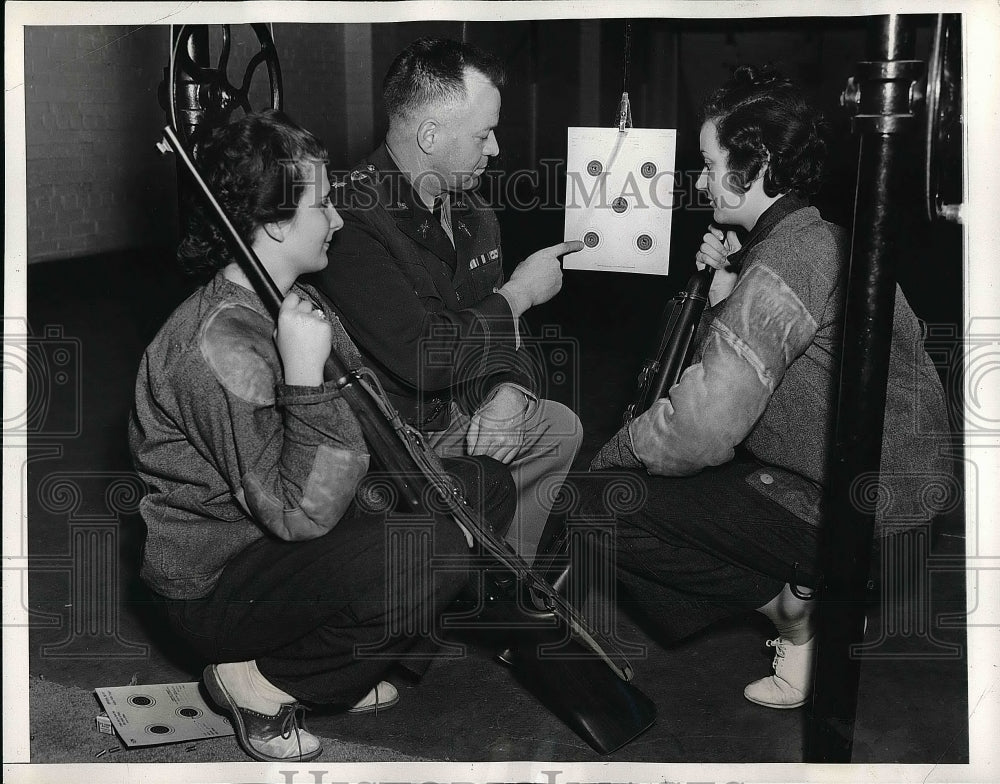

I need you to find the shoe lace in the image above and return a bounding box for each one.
[765,637,787,664]
[278,703,310,758]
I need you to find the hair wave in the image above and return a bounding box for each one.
[177,110,328,277]
[700,65,827,197]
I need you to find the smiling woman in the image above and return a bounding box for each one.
[127,109,516,763]
[176,113,331,275]
[259,161,343,283]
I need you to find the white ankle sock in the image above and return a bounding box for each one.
[774,617,814,646]
[215,660,295,716]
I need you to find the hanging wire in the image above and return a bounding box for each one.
[622,20,631,93]
[618,21,633,132]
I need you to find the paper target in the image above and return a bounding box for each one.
[94,682,234,746]
[563,127,676,275]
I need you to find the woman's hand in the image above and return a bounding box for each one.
[275,292,332,387]
[696,225,741,306]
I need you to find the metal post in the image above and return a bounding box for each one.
[174,25,210,140]
[805,14,924,762]
[166,26,210,239]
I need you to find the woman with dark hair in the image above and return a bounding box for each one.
[129,111,514,761]
[588,67,950,708]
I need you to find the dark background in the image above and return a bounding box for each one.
[19,14,970,765]
[23,16,963,419]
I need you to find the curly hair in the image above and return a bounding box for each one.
[382,37,506,121]
[177,110,328,277]
[700,65,827,197]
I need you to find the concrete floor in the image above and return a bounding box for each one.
[23,247,969,766]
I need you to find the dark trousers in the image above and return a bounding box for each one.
[162,456,515,706]
[567,457,821,645]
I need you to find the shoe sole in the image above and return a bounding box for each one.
[346,686,400,714]
[203,665,322,762]
[743,692,809,709]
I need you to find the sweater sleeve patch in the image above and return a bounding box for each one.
[200,303,277,405]
[237,446,368,541]
[714,264,819,386]
[240,472,326,541]
[299,444,369,524]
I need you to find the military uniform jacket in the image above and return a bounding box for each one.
[311,143,532,430]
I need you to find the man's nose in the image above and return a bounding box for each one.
[484,130,499,157]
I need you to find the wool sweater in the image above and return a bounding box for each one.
[592,197,952,530]
[129,272,370,599]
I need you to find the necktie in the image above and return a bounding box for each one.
[432,196,454,247]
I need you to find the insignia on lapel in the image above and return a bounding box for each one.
[419,219,431,238]
[457,221,471,237]
[396,202,407,209]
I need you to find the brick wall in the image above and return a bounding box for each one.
[21,22,460,264]
[25,26,177,263]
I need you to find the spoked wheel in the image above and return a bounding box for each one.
[163,24,283,147]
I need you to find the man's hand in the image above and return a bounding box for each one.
[466,384,532,464]
[695,225,741,306]
[500,240,584,317]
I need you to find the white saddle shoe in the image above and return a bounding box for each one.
[743,636,816,709]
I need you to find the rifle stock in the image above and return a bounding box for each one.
[160,125,655,754]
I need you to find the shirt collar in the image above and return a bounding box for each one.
[210,269,319,316]
[384,143,457,215]
[726,193,808,271]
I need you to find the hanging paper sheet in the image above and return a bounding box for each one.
[563,126,677,275]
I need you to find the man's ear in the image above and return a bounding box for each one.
[416,118,438,154]
[261,221,285,243]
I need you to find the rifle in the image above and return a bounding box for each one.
[158,125,655,754]
[624,265,715,424]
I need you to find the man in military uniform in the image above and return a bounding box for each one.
[313,38,583,562]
